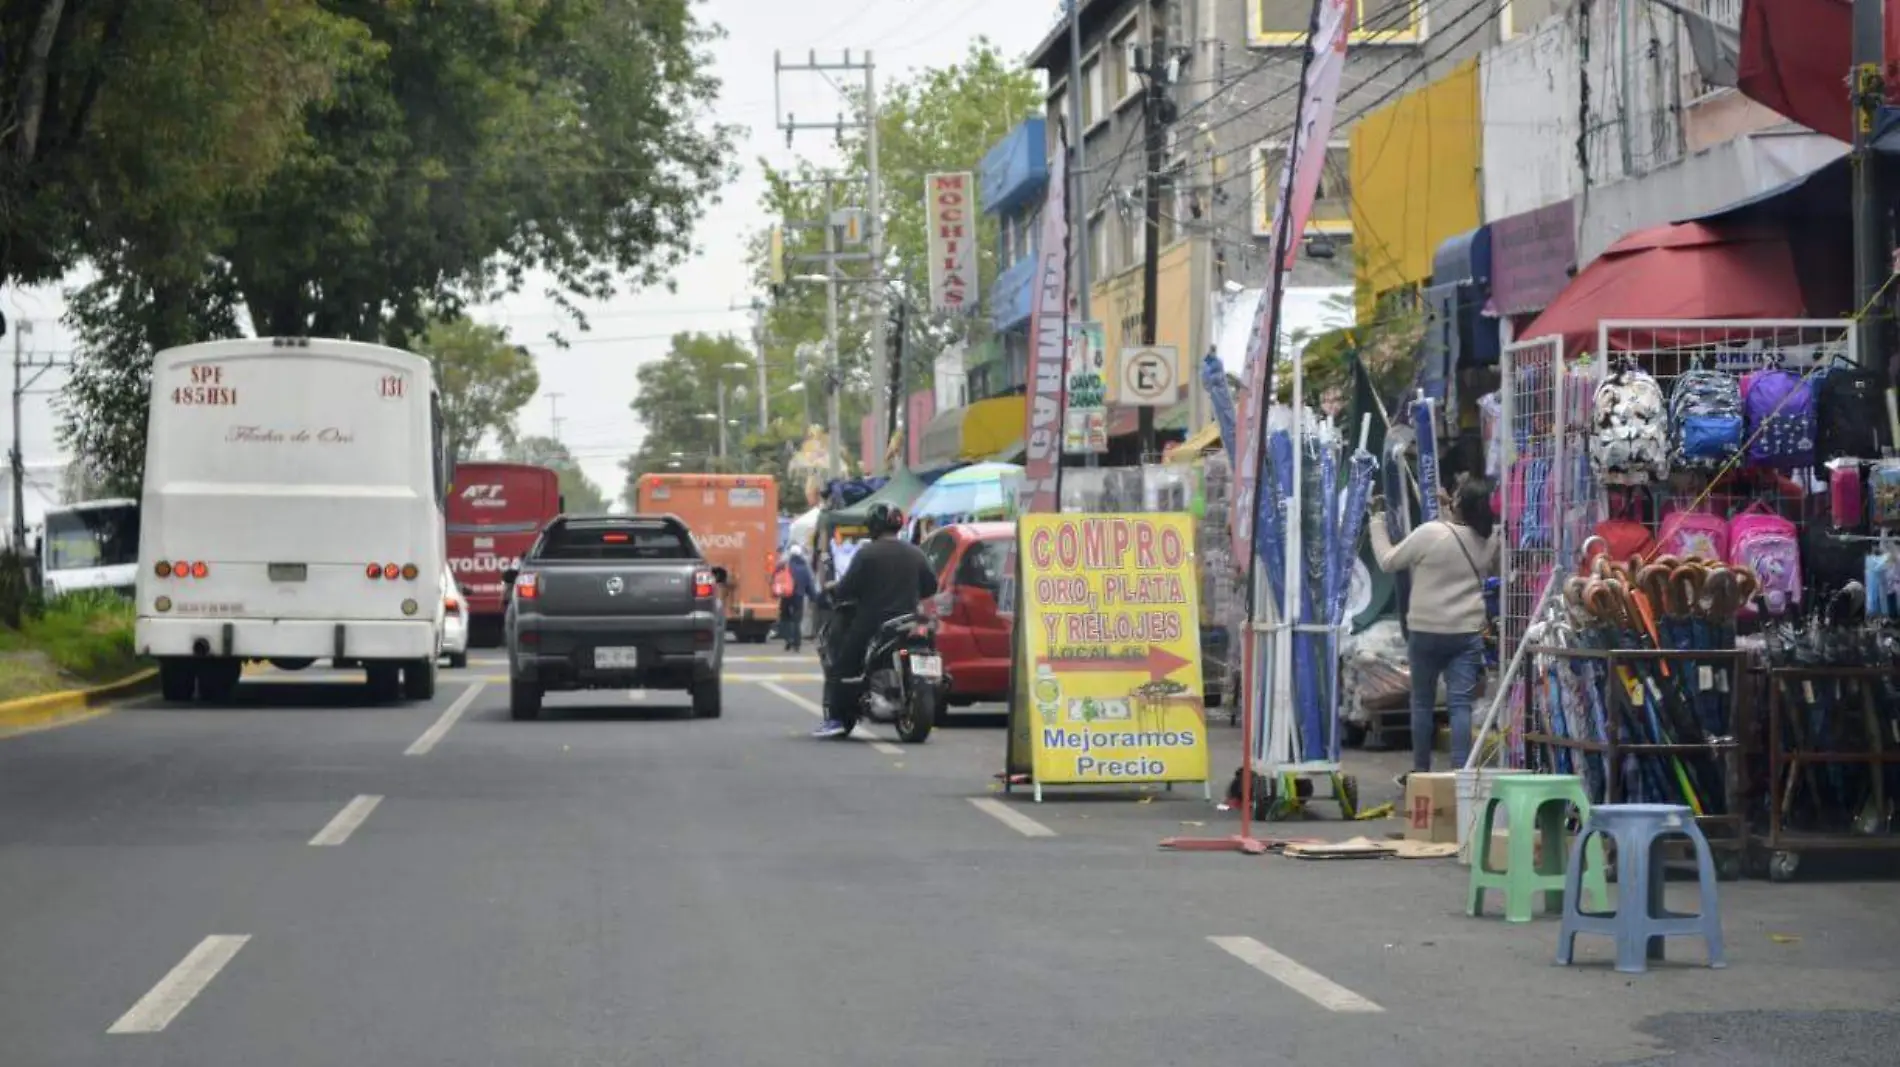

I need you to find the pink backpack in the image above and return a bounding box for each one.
[1830,462,1863,529]
[1656,507,1728,563]
[1727,502,1802,616]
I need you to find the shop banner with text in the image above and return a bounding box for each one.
[925,172,978,314]
[1231,0,1352,570]
[1009,514,1210,786]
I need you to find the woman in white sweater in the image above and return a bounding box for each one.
[1369,477,1498,777]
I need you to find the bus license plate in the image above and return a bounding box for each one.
[594,647,641,670]
[910,654,942,679]
[267,563,307,582]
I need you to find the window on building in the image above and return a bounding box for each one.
[1086,210,1108,281]
[1502,0,1561,38]
[1252,142,1353,237]
[1159,159,1184,247]
[1109,16,1141,109]
[1046,81,1067,157]
[1081,55,1106,129]
[1252,0,1425,44]
[1115,202,1142,272]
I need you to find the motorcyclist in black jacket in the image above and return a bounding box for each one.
[815,502,938,738]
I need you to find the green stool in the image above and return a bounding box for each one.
[1467,774,1609,923]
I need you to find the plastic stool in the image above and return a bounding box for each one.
[1556,803,1726,974]
[1467,774,1608,923]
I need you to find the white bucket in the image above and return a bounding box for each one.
[1455,767,1530,866]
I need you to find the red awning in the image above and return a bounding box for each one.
[1522,222,1816,356]
[1738,0,1900,143]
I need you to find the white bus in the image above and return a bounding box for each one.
[40,498,141,599]
[135,337,448,703]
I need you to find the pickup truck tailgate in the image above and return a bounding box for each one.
[536,565,697,617]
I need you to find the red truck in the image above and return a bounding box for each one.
[447,462,562,645]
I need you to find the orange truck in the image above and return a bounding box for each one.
[632,473,780,643]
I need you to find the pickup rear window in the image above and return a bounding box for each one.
[535,521,694,561]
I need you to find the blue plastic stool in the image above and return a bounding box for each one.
[1556,803,1726,974]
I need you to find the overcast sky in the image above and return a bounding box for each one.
[2,0,1052,504]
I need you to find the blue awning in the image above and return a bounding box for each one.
[1432,226,1492,287]
[1679,156,1850,227]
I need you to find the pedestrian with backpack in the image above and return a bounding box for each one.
[776,545,817,652]
[1370,476,1499,780]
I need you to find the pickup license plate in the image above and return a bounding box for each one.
[594,646,641,670]
[267,563,307,582]
[909,654,943,679]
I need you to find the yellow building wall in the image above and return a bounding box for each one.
[1349,59,1483,321]
[1089,239,1194,364]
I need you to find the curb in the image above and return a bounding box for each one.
[0,667,160,737]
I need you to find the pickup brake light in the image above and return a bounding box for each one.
[693,569,716,598]
[516,572,539,600]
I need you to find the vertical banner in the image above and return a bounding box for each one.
[1229,0,1354,570]
[1064,322,1108,454]
[1018,148,1068,515]
[925,172,978,314]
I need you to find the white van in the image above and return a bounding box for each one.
[135,337,448,703]
[40,498,140,599]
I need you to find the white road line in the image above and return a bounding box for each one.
[626,689,647,701]
[759,681,905,756]
[308,795,384,847]
[1207,936,1384,1014]
[967,797,1058,838]
[107,935,251,1035]
[404,682,486,756]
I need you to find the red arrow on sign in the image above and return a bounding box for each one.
[1039,646,1191,683]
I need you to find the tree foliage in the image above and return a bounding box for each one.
[744,41,1042,428]
[51,0,736,492]
[506,435,608,515]
[415,317,540,463]
[620,331,753,501]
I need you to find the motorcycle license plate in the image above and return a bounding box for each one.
[909,654,943,679]
[594,646,641,669]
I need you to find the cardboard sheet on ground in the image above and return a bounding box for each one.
[1005,514,1209,788]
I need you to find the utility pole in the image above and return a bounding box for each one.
[10,320,66,552]
[734,297,769,430]
[1065,0,1091,325]
[1137,26,1174,462]
[824,180,845,480]
[776,49,888,473]
[1186,0,1219,435]
[888,300,907,469]
[715,379,729,464]
[547,392,564,445]
[1852,0,1890,382]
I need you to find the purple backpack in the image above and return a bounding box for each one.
[1727,503,1801,616]
[1741,368,1816,468]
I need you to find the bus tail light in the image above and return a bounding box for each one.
[383,563,400,580]
[515,572,539,600]
[366,563,383,580]
[154,561,173,578]
[401,563,418,580]
[190,561,209,579]
[693,570,715,598]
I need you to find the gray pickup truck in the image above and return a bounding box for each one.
[502,515,726,721]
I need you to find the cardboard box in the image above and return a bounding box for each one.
[1403,773,1458,843]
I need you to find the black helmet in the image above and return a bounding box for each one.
[865,502,905,536]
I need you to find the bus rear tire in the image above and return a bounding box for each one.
[403,658,437,701]
[366,663,401,702]
[197,659,241,703]
[159,659,197,703]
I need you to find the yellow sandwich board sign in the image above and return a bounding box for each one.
[1006,513,1209,792]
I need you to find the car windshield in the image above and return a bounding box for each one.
[536,520,694,560]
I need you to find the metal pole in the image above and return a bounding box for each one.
[547,392,563,444]
[825,180,844,480]
[1066,0,1091,324]
[716,379,729,463]
[1187,0,1218,435]
[753,300,769,430]
[10,322,24,552]
[1138,30,1167,462]
[864,52,889,475]
[1853,0,1890,380]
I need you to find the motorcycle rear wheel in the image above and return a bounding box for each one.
[896,684,935,744]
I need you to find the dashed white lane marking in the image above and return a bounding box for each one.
[107,935,251,1034]
[404,682,486,756]
[308,795,384,847]
[626,689,647,701]
[759,681,905,756]
[967,797,1058,838]
[1207,936,1384,1014]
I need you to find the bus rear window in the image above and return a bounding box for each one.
[537,522,692,561]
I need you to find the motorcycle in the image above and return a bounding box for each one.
[818,600,945,743]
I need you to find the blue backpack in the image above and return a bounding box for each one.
[1742,367,1816,469]
[1668,367,1743,471]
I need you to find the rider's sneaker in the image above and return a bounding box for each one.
[812,720,849,739]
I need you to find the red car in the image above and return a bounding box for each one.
[920,522,1014,705]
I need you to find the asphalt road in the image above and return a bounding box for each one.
[3,647,1899,1066]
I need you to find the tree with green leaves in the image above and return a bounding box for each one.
[620,331,756,502]
[747,41,1042,429]
[56,0,735,492]
[507,435,609,515]
[414,317,541,463]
